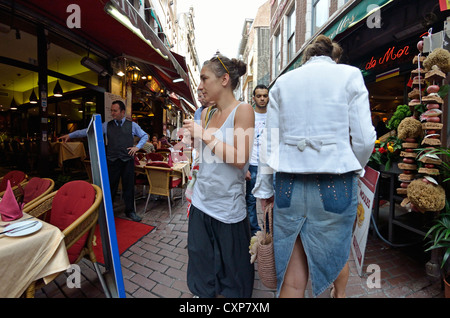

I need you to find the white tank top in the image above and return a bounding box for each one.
[192,103,249,223]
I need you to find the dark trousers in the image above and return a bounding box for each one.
[107,158,135,214]
[246,164,261,236]
[187,205,254,298]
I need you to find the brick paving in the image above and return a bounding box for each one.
[35,193,445,299]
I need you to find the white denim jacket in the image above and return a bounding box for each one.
[252,56,376,199]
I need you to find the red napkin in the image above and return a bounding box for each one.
[0,180,24,221]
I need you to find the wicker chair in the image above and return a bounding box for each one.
[155,148,171,161]
[142,164,182,218]
[0,170,28,194]
[22,181,102,297]
[15,177,55,209]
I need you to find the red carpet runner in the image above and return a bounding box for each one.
[93,217,155,264]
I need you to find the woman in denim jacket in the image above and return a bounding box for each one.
[253,35,376,298]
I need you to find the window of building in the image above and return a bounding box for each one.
[274,32,281,78]
[312,0,329,34]
[337,0,350,8]
[286,8,296,62]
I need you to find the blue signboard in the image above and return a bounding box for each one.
[86,114,125,298]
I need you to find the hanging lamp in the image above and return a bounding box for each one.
[29,89,38,104]
[53,80,63,97]
[10,80,17,110]
[10,98,18,110]
[53,58,63,97]
[29,73,38,104]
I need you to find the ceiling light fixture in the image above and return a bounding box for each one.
[10,98,17,110]
[10,80,17,110]
[29,89,38,104]
[53,80,63,97]
[29,73,38,104]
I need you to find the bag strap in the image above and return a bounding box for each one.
[263,203,274,234]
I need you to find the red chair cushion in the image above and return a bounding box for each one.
[0,170,26,192]
[146,153,164,161]
[146,161,172,168]
[50,180,96,263]
[135,175,148,185]
[23,177,51,204]
[171,178,182,189]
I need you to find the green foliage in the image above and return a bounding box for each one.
[386,104,411,130]
[425,202,450,268]
[422,142,450,270]
[438,84,449,98]
[417,147,450,183]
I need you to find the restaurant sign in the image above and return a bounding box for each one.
[364,45,410,71]
[325,0,393,40]
[358,38,416,78]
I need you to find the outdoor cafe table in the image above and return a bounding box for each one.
[0,213,70,297]
[135,160,190,186]
[50,141,87,168]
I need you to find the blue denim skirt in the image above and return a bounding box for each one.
[273,171,358,297]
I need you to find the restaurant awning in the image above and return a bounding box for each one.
[14,0,196,105]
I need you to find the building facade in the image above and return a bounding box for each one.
[238,1,271,104]
[270,0,350,82]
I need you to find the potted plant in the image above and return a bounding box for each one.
[424,202,450,298]
[369,135,402,171]
[419,146,450,297]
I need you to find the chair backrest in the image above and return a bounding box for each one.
[145,166,172,197]
[0,170,27,192]
[50,180,97,263]
[135,152,145,160]
[146,161,172,168]
[155,148,171,153]
[155,148,171,160]
[22,177,54,205]
[146,152,164,162]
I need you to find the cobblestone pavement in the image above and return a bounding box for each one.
[35,192,445,299]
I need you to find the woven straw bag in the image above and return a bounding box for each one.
[256,204,277,289]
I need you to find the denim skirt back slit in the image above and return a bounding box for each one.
[273,171,358,297]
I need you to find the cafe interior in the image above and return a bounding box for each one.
[0,0,196,298]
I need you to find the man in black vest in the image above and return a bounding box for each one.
[60,100,148,222]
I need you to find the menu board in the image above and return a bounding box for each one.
[86,114,125,298]
[351,166,380,276]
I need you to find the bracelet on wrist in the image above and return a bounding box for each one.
[209,138,219,151]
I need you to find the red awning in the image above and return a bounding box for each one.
[16,0,195,105]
